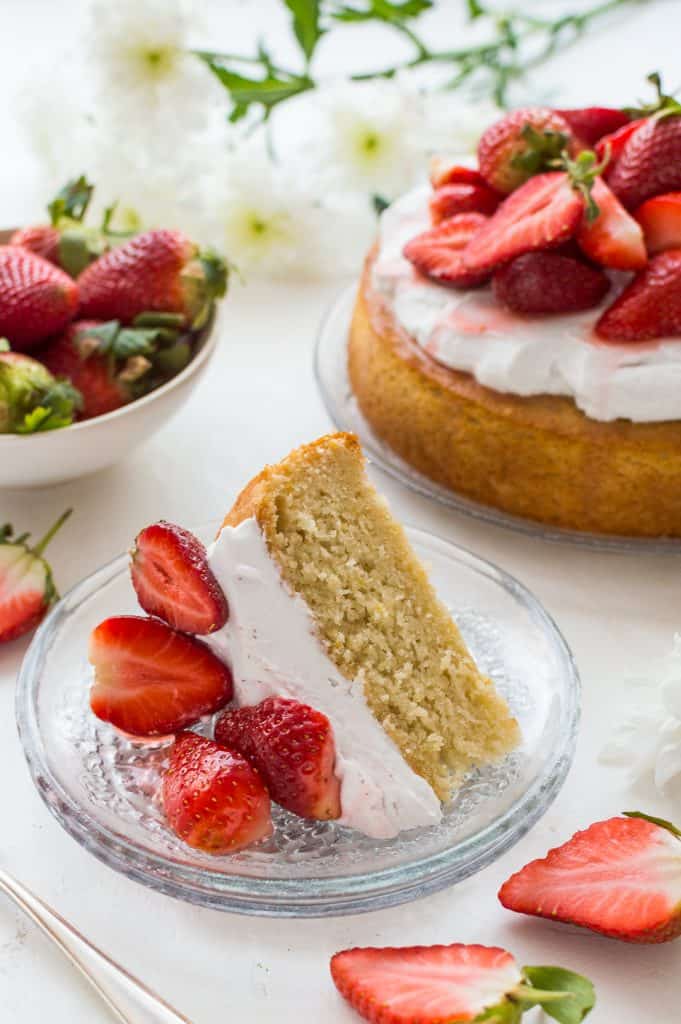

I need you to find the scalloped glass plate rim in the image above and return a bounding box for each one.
[314,284,681,554]
[16,524,580,917]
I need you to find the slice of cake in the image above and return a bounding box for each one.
[206,432,519,839]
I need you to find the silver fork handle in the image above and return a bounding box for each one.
[0,867,192,1024]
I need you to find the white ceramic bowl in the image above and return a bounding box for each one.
[0,228,219,488]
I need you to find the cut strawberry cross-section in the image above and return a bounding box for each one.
[462,172,584,277]
[577,177,647,270]
[130,520,228,635]
[89,615,233,736]
[499,811,681,943]
[331,943,595,1024]
[215,696,341,820]
[429,183,500,225]
[403,213,489,288]
[634,192,681,254]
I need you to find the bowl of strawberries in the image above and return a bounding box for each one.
[0,178,228,488]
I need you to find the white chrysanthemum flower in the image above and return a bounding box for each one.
[600,634,681,791]
[316,81,426,199]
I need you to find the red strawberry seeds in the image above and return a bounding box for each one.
[130,521,228,635]
[0,246,78,351]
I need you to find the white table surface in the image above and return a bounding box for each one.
[2,2,681,1022]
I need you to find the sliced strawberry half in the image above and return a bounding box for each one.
[577,177,647,270]
[330,944,595,1024]
[130,521,228,635]
[499,811,681,943]
[0,510,71,644]
[595,249,681,341]
[215,697,341,820]
[429,160,489,190]
[557,106,630,147]
[89,615,233,736]
[634,192,681,254]
[493,251,610,314]
[462,172,584,276]
[162,732,272,854]
[429,183,500,224]
[403,213,489,288]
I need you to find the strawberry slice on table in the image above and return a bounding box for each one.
[130,521,228,635]
[215,697,341,820]
[0,510,72,644]
[576,177,647,270]
[89,615,233,736]
[429,182,500,224]
[493,251,610,315]
[402,213,489,288]
[499,811,681,944]
[556,107,630,146]
[330,944,595,1024]
[477,106,575,194]
[462,172,584,277]
[428,160,490,190]
[634,192,681,253]
[77,229,228,329]
[595,249,681,341]
[162,732,272,854]
[0,246,79,352]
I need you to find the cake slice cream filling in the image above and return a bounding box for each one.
[205,517,443,840]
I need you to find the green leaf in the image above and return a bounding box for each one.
[473,1000,523,1023]
[110,328,163,360]
[198,55,314,121]
[332,0,432,24]
[623,810,681,838]
[78,320,121,354]
[16,381,82,434]
[284,0,324,63]
[466,0,486,18]
[520,967,595,1024]
[372,193,390,215]
[47,175,94,225]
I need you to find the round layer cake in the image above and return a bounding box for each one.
[349,185,681,538]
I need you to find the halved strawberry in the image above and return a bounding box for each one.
[162,732,272,854]
[89,615,233,736]
[576,177,647,270]
[557,107,630,146]
[429,183,499,224]
[499,812,681,943]
[462,172,584,276]
[130,521,228,635]
[595,249,681,341]
[330,944,595,1024]
[477,107,574,194]
[493,251,610,314]
[634,192,681,253]
[429,159,491,190]
[403,213,489,288]
[215,697,341,820]
[0,510,71,644]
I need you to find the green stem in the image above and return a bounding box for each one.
[33,508,73,557]
[511,984,571,1006]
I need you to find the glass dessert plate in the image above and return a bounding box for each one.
[315,285,681,553]
[17,524,579,918]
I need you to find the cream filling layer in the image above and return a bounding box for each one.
[206,518,443,839]
[372,184,681,423]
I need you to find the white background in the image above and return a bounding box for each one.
[2,2,681,1022]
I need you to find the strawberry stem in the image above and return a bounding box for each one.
[624,810,681,838]
[33,508,73,557]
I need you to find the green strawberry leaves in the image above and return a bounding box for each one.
[512,124,570,177]
[516,967,595,1024]
[625,71,681,121]
[48,175,94,226]
[623,810,681,838]
[16,382,83,434]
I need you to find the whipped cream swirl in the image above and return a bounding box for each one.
[372,184,681,423]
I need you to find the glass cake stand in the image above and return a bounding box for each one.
[315,285,681,554]
[17,524,579,918]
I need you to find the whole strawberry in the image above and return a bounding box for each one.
[0,509,72,643]
[162,732,272,854]
[499,811,681,944]
[0,246,79,351]
[493,251,610,314]
[77,230,228,329]
[41,318,190,420]
[477,107,575,194]
[331,943,595,1024]
[0,342,81,433]
[595,249,681,341]
[215,697,341,820]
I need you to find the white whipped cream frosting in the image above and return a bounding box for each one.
[205,518,443,839]
[372,184,681,423]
